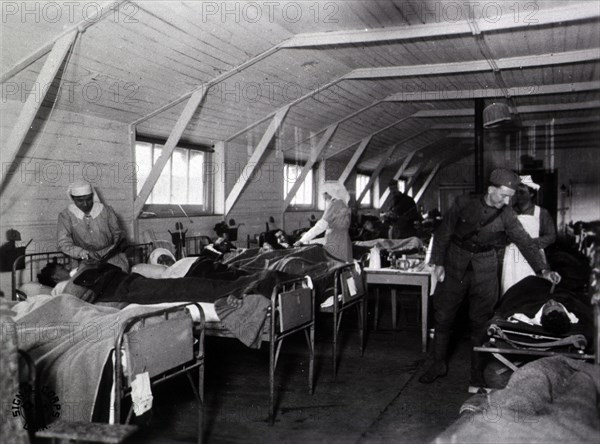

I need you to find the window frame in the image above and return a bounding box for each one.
[135,136,214,217]
[283,160,316,210]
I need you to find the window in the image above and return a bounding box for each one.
[355,173,372,207]
[135,137,212,214]
[284,162,314,207]
[398,179,407,194]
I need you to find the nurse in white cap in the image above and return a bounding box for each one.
[501,175,557,294]
[57,180,129,271]
[293,181,353,262]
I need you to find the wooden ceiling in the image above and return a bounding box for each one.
[2,0,599,173]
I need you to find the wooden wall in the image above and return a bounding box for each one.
[0,99,133,295]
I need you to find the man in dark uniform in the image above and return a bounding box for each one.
[382,179,420,239]
[420,169,561,385]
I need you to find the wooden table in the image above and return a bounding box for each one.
[365,268,431,353]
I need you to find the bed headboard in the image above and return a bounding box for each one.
[11,251,73,301]
[11,243,152,301]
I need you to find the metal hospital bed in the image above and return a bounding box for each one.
[11,247,205,442]
[11,246,317,427]
[203,275,315,425]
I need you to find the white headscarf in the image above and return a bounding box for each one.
[67,180,103,219]
[519,175,540,191]
[322,181,350,204]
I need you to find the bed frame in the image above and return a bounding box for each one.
[320,262,368,377]
[204,276,315,425]
[114,303,205,442]
[185,235,212,256]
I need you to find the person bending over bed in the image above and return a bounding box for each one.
[57,180,129,272]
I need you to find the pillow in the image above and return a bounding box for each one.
[18,282,53,298]
[131,263,167,278]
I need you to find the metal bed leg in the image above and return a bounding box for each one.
[304,327,315,395]
[197,364,204,444]
[391,288,398,330]
[374,286,380,330]
[359,299,366,356]
[269,336,276,425]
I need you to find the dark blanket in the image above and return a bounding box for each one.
[495,276,594,344]
[436,356,600,444]
[226,245,347,302]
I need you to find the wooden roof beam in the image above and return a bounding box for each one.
[345,49,598,80]
[414,162,442,204]
[1,1,128,84]
[355,132,425,205]
[281,3,597,48]
[337,137,371,185]
[385,81,600,102]
[225,106,290,215]
[282,124,338,210]
[1,31,77,193]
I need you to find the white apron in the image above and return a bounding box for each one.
[501,206,541,295]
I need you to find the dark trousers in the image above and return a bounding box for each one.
[433,265,499,345]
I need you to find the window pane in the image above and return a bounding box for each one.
[136,139,210,210]
[284,164,313,206]
[356,174,371,207]
[171,148,188,203]
[189,151,204,205]
[152,146,171,204]
[135,142,152,196]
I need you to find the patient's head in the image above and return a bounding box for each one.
[540,299,571,335]
[149,248,176,266]
[38,262,71,287]
[263,229,289,250]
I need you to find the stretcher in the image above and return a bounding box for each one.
[473,317,596,393]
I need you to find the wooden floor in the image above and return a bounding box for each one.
[37,293,475,443]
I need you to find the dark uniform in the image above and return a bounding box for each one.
[431,195,548,345]
[385,190,420,239]
[420,168,551,385]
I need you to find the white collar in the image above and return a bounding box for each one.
[68,202,104,219]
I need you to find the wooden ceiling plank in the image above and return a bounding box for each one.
[1,31,77,193]
[225,106,290,215]
[133,87,207,218]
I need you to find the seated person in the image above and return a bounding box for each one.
[212,221,237,254]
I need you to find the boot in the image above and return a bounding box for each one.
[419,331,450,384]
